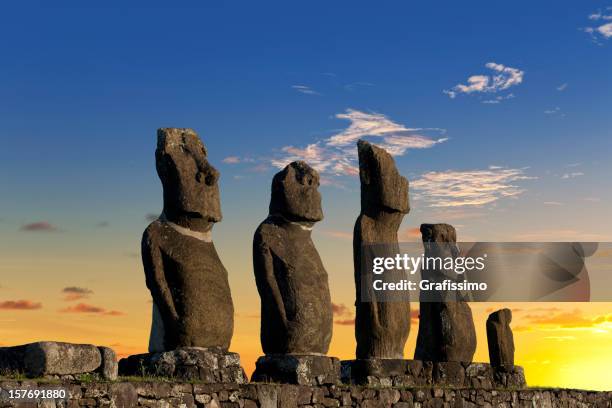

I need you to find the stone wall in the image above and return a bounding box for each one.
[1,381,611,408]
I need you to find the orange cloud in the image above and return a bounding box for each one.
[332,302,351,316]
[59,303,124,316]
[522,308,612,330]
[334,318,355,326]
[61,287,93,301]
[322,230,352,240]
[0,300,42,310]
[399,227,421,241]
[20,222,58,232]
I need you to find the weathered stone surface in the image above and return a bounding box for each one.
[487,309,515,369]
[97,346,118,380]
[252,355,341,386]
[415,223,477,363]
[341,359,431,387]
[253,161,332,355]
[0,342,111,379]
[118,347,247,384]
[143,128,234,352]
[341,359,524,389]
[353,140,410,359]
[24,342,101,377]
[3,378,571,408]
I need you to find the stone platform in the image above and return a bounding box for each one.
[118,347,247,383]
[341,359,526,389]
[1,380,609,408]
[251,354,341,385]
[0,341,117,380]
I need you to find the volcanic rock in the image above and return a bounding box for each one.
[353,140,410,359]
[143,128,234,352]
[414,223,477,363]
[253,161,332,354]
[486,308,515,368]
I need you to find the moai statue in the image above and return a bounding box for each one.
[414,223,477,363]
[487,308,515,368]
[119,128,246,383]
[143,128,233,352]
[251,161,339,385]
[339,140,413,386]
[353,140,411,360]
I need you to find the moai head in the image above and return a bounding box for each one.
[269,161,323,223]
[420,223,457,243]
[357,140,409,216]
[155,128,222,226]
[421,223,460,260]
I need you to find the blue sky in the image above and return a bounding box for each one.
[1,3,612,390]
[1,1,611,249]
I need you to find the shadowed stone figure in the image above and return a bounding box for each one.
[353,140,410,359]
[142,128,234,352]
[414,223,477,363]
[253,161,333,354]
[487,308,515,368]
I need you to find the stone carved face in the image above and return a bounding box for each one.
[155,128,222,223]
[421,223,460,258]
[269,161,323,222]
[358,140,409,215]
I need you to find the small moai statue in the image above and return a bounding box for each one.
[487,308,515,368]
[353,140,411,360]
[414,223,477,363]
[251,161,339,385]
[118,128,246,383]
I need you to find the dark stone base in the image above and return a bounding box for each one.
[340,359,526,389]
[118,347,247,383]
[251,354,341,385]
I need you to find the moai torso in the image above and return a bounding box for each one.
[353,140,411,359]
[253,161,333,355]
[143,128,234,352]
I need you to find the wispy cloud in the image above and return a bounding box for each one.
[544,107,565,117]
[543,201,564,206]
[344,82,374,91]
[584,8,612,43]
[0,300,42,310]
[482,93,515,104]
[59,302,124,316]
[523,309,612,333]
[557,83,568,91]
[270,109,447,177]
[444,62,524,100]
[62,287,94,301]
[20,221,59,232]
[411,166,534,207]
[512,229,608,241]
[292,85,320,95]
[222,156,241,164]
[561,172,584,179]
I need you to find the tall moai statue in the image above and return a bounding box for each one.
[118,128,246,383]
[251,161,340,385]
[353,140,411,359]
[414,223,477,363]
